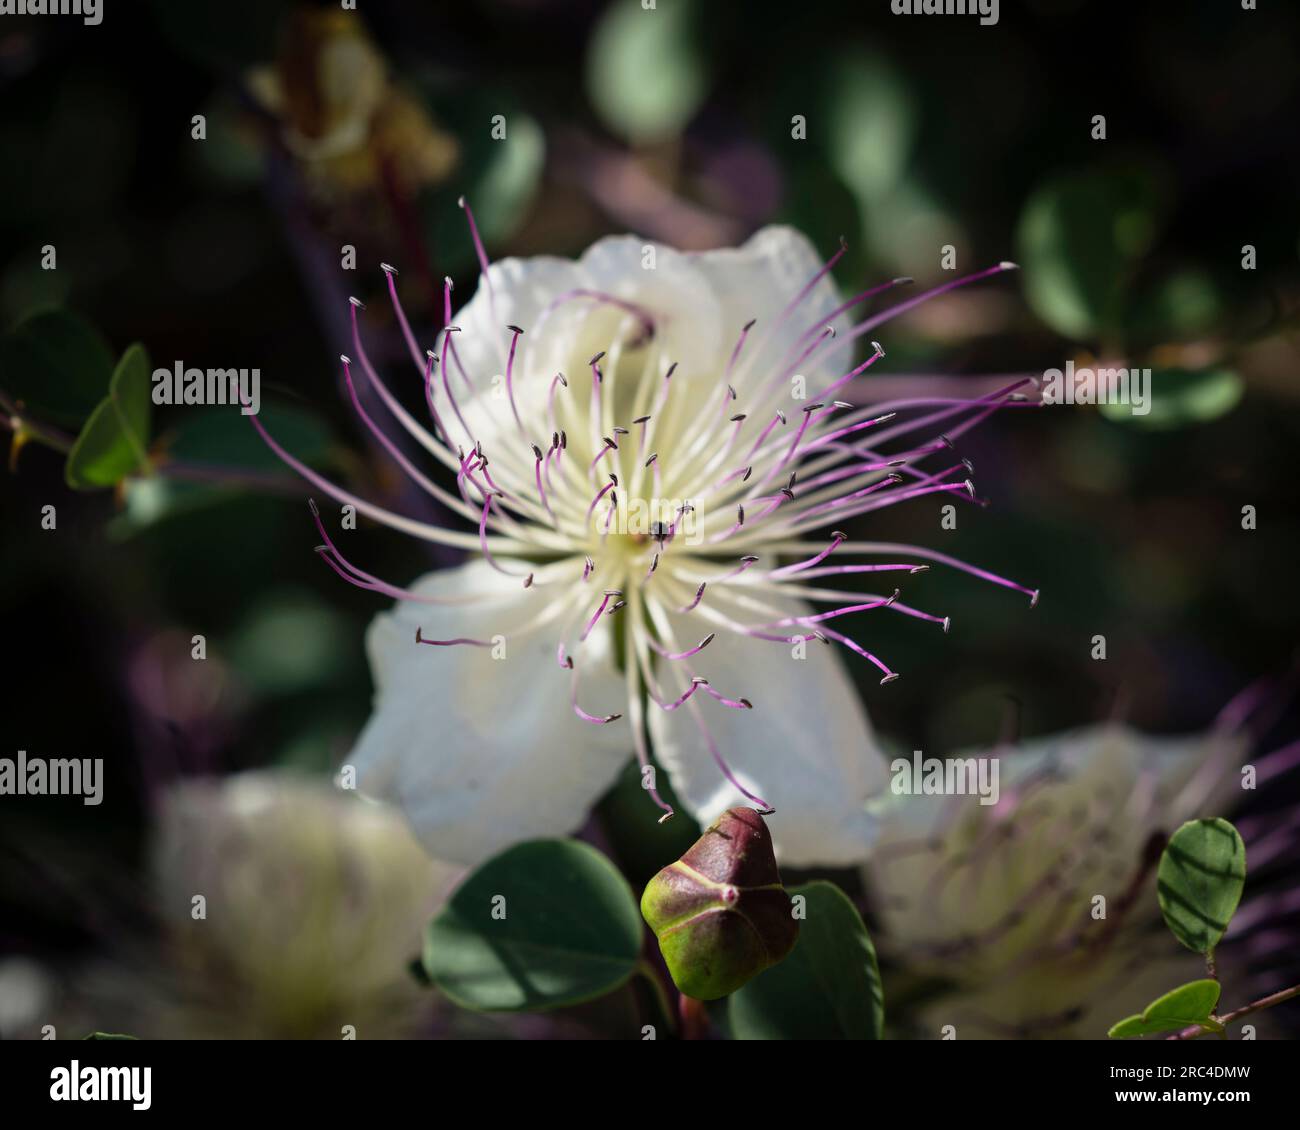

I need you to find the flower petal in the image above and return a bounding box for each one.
[349,560,631,865]
[646,593,888,866]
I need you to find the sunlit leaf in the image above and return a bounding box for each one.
[423,840,641,1011]
[1158,818,1246,954]
[1108,979,1223,1038]
[65,344,153,490]
[587,0,707,144]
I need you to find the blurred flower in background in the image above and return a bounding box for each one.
[246,7,458,200]
[69,773,461,1039]
[863,709,1298,1038]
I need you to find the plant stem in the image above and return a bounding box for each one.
[635,959,678,1038]
[1168,982,1300,1040]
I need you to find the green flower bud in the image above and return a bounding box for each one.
[641,808,798,1000]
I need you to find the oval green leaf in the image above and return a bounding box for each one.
[65,344,153,490]
[1158,818,1246,955]
[1017,168,1164,340]
[1108,978,1222,1039]
[0,308,114,427]
[423,839,642,1012]
[587,0,707,144]
[728,880,883,1040]
[1098,367,1242,430]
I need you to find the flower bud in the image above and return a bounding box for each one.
[641,808,798,1000]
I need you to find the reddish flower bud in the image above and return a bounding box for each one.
[641,808,798,1000]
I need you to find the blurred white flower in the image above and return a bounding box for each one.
[252,218,1035,867]
[145,772,460,1038]
[863,722,1250,1038]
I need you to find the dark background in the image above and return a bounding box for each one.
[1,0,1297,1033]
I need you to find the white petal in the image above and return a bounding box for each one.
[646,594,888,866]
[349,561,631,866]
[686,225,847,380]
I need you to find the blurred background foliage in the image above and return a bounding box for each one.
[0,0,1297,1037]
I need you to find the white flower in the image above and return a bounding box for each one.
[147,772,459,1038]
[862,722,1250,1038]
[251,215,1034,867]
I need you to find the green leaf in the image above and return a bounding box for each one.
[825,51,917,204]
[65,344,153,490]
[0,309,114,427]
[1098,367,1242,430]
[422,839,642,1012]
[728,880,883,1040]
[587,0,707,143]
[1127,269,1225,342]
[1017,168,1165,340]
[1158,818,1247,955]
[166,403,332,473]
[1108,979,1223,1039]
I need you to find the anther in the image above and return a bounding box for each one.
[737,504,745,526]
[507,324,524,335]
[380,263,397,275]
[730,413,747,423]
[644,452,658,467]
[589,351,605,364]
[633,414,651,424]
[349,297,364,309]
[741,466,753,482]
